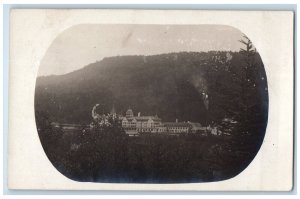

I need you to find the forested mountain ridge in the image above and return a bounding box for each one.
[35,51,268,126]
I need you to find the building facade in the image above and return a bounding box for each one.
[120,108,206,136]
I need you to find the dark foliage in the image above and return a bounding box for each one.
[37,123,248,183]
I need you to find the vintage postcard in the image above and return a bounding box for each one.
[8,9,294,191]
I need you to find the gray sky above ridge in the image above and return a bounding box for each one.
[38,24,245,76]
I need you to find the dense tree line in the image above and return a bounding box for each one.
[37,118,239,183]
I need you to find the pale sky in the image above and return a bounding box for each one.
[38,24,245,76]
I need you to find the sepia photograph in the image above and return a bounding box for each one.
[34,24,268,183]
[7,9,294,191]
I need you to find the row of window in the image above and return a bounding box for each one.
[168,127,189,130]
[122,121,161,124]
[123,124,189,129]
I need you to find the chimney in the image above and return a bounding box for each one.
[138,112,141,117]
[176,118,178,123]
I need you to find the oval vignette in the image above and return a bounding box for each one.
[34,24,269,183]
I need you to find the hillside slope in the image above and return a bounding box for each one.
[35,51,268,125]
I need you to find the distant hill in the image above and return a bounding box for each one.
[35,51,268,125]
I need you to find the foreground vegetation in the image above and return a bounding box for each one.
[38,121,263,183]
